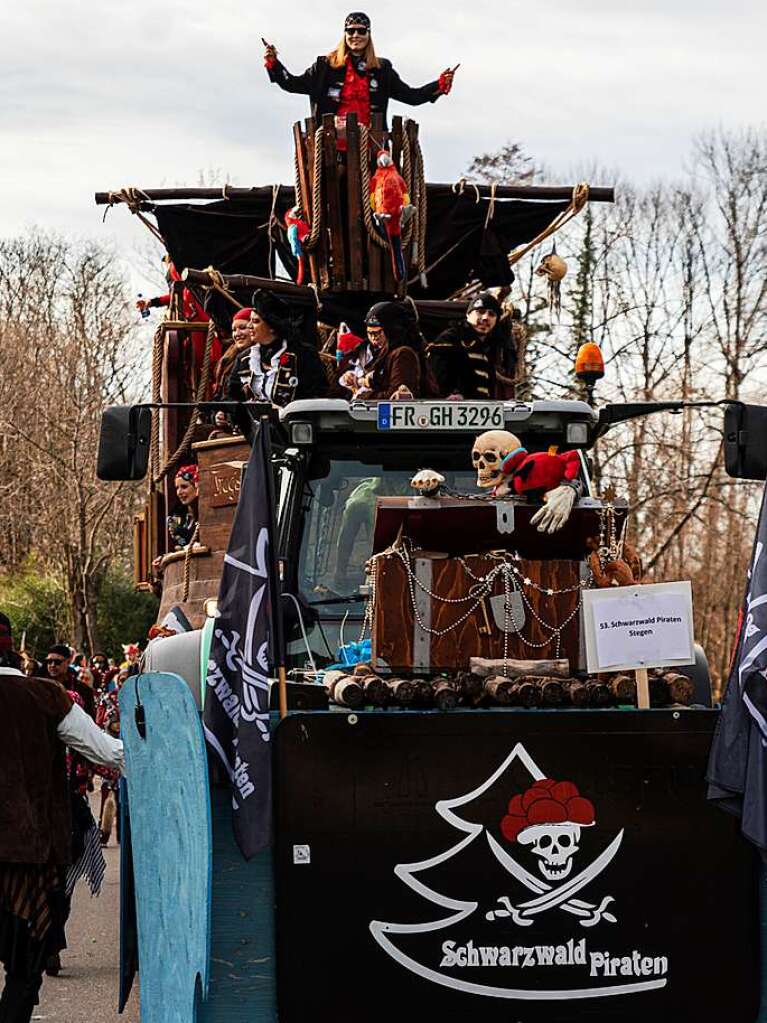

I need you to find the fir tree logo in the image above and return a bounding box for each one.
[370,743,668,1001]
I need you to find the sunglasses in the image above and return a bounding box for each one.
[46,658,65,666]
[346,26,369,35]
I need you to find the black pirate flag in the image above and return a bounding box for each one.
[708,481,767,854]
[203,420,282,859]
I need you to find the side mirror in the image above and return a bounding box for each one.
[97,405,152,481]
[724,403,767,480]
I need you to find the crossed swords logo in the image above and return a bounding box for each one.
[484,829,622,928]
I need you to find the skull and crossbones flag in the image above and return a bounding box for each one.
[708,481,767,854]
[203,419,283,859]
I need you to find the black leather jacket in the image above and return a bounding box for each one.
[267,55,441,128]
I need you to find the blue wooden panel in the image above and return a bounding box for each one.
[121,672,212,1023]
[197,786,277,1023]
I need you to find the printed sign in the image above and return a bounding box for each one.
[583,581,694,673]
[275,712,758,1023]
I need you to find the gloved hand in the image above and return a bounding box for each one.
[264,42,278,70]
[530,485,576,533]
[438,67,455,94]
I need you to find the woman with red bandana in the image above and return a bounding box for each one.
[263,13,456,133]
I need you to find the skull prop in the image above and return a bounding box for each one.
[518,823,581,881]
[535,252,568,282]
[500,778,596,882]
[410,469,445,497]
[472,430,522,491]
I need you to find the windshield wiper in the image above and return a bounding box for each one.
[310,593,370,605]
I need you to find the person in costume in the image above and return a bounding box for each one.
[426,291,518,399]
[137,256,222,395]
[347,300,438,401]
[211,307,256,436]
[263,13,456,133]
[227,289,328,437]
[0,616,123,1022]
[167,465,200,551]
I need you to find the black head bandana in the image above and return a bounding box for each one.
[345,12,371,29]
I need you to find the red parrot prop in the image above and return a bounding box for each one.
[500,448,581,494]
[285,206,310,285]
[370,151,413,281]
[335,322,366,364]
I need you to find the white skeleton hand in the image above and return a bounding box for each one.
[531,485,576,533]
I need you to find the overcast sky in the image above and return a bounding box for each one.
[1,0,764,285]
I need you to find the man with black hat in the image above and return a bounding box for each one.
[426,291,518,400]
[227,289,327,436]
[263,13,456,132]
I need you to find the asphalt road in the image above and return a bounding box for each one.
[34,811,140,1023]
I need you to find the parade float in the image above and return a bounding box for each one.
[95,72,767,1023]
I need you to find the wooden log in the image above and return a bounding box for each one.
[566,681,591,707]
[649,675,669,707]
[609,674,637,703]
[470,658,570,679]
[327,675,364,709]
[292,121,319,286]
[182,268,315,300]
[351,662,374,676]
[387,678,416,705]
[510,681,541,708]
[484,676,514,705]
[432,680,458,712]
[345,113,364,291]
[586,681,611,707]
[456,671,484,701]
[95,184,616,206]
[362,675,389,706]
[413,679,434,707]
[321,114,346,287]
[538,677,566,706]
[664,672,694,706]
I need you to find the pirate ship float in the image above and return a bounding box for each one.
[97,111,764,1023]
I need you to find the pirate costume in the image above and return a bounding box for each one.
[427,292,517,399]
[0,616,123,1022]
[265,13,449,131]
[167,464,199,551]
[227,290,327,437]
[359,301,439,400]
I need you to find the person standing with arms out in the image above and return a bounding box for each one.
[0,614,123,1023]
[263,13,456,133]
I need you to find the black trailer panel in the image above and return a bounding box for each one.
[275,709,758,1022]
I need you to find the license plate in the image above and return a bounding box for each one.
[377,402,504,431]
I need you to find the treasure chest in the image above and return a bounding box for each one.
[370,549,583,673]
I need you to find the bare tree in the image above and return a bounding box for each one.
[0,232,148,652]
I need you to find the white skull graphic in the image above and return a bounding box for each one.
[471,430,521,490]
[518,822,581,881]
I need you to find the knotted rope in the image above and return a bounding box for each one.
[509,182,590,266]
[303,127,326,253]
[153,318,216,485]
[102,187,165,244]
[181,522,201,602]
[201,266,243,309]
